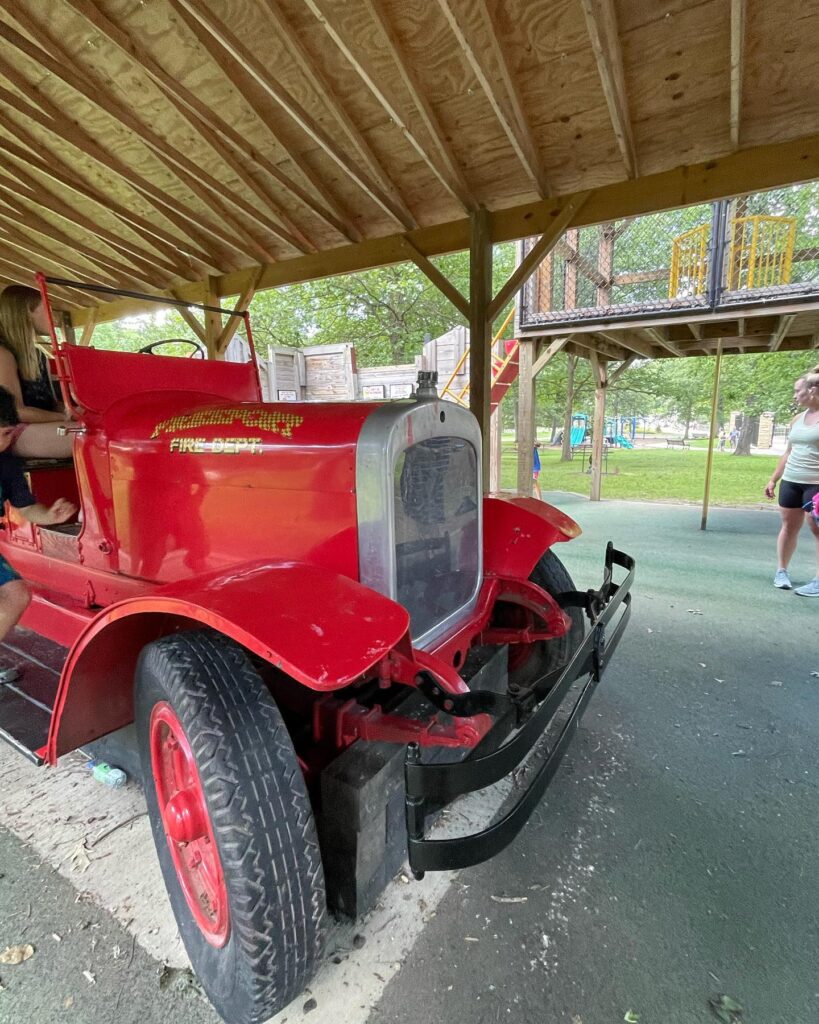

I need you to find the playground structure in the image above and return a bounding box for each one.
[519,184,819,334]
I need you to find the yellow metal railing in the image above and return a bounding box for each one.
[669,223,710,298]
[726,214,797,291]
[440,306,517,408]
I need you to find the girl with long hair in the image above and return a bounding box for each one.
[0,285,73,458]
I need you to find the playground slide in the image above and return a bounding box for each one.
[569,426,586,445]
[614,434,634,448]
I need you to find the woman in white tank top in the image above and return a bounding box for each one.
[765,365,819,595]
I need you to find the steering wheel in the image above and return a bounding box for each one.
[137,339,206,359]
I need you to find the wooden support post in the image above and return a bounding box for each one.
[565,228,579,311]
[204,274,223,360]
[60,311,77,346]
[589,353,608,501]
[701,342,723,531]
[516,338,536,496]
[469,208,492,488]
[79,309,98,347]
[489,403,503,492]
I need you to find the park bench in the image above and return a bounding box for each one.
[666,438,690,449]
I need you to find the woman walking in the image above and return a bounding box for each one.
[765,365,819,596]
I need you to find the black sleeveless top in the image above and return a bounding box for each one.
[12,348,58,412]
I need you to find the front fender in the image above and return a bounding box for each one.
[483,495,581,581]
[47,560,411,761]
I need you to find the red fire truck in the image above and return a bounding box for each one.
[0,275,633,1024]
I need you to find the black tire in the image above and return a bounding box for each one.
[507,550,585,691]
[135,630,326,1024]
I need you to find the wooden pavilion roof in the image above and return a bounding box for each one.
[3,0,819,322]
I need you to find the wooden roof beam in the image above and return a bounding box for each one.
[0,74,232,271]
[572,332,631,362]
[595,329,655,359]
[0,10,285,265]
[770,313,796,352]
[361,0,476,211]
[0,131,207,280]
[173,0,411,233]
[70,132,819,326]
[305,0,469,209]
[0,162,181,284]
[580,0,637,178]
[62,0,333,254]
[642,325,683,356]
[435,0,548,196]
[608,355,637,385]
[0,191,162,292]
[730,0,746,149]
[256,0,415,230]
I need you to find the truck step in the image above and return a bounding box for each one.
[0,627,67,764]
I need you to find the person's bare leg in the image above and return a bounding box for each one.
[776,507,804,570]
[12,423,73,459]
[533,478,542,500]
[0,580,31,681]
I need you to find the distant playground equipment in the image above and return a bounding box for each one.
[605,415,637,448]
[569,412,588,446]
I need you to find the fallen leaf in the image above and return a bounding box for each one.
[770,680,783,687]
[51,934,62,943]
[82,970,96,985]
[624,1012,640,1023]
[490,895,528,904]
[708,992,743,1023]
[699,663,707,668]
[810,671,819,678]
[731,750,746,756]
[0,945,34,966]
[63,996,74,1009]
[69,843,91,874]
[714,678,724,683]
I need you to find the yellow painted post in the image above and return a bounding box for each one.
[701,342,723,531]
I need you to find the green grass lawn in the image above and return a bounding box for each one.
[501,443,780,505]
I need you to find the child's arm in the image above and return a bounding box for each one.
[18,498,77,526]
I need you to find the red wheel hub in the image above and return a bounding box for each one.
[150,702,229,947]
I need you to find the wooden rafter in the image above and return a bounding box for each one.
[642,325,684,357]
[730,0,746,149]
[62,0,333,254]
[0,222,122,289]
[572,333,630,362]
[580,0,637,178]
[0,136,204,280]
[0,196,157,291]
[595,329,654,359]
[70,131,819,327]
[360,0,476,211]
[770,313,796,352]
[257,0,415,230]
[172,0,411,233]
[0,9,285,265]
[0,74,233,270]
[435,0,547,196]
[305,0,467,207]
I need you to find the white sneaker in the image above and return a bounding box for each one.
[794,577,819,597]
[773,568,792,589]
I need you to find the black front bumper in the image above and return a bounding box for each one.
[405,542,634,877]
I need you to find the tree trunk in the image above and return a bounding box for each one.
[682,415,691,441]
[733,409,757,456]
[561,355,576,462]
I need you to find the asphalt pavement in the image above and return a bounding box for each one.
[1,494,817,1024]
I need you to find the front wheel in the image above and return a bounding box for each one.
[135,630,326,1024]
[507,550,585,692]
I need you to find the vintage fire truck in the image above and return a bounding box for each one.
[0,276,633,1024]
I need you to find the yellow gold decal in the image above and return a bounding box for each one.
[169,437,263,455]
[153,407,303,439]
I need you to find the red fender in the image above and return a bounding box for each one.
[483,495,581,580]
[46,561,411,762]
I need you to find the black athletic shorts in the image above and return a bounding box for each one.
[779,479,819,510]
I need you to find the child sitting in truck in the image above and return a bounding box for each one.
[0,385,77,682]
